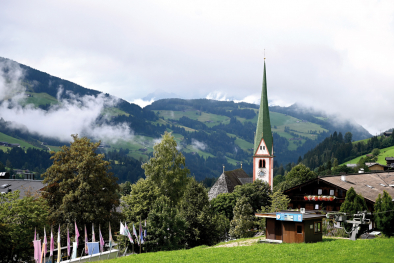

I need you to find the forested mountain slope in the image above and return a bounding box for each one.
[0,57,371,183]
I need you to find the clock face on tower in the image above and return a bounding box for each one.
[259,169,266,178]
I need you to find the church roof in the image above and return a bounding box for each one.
[254,60,273,155]
[208,168,252,200]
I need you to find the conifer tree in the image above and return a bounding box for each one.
[340,187,368,234]
[374,191,394,237]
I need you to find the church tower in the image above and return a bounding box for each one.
[253,59,273,189]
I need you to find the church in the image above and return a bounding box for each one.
[208,59,274,200]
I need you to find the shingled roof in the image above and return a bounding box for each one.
[319,172,394,203]
[208,168,252,200]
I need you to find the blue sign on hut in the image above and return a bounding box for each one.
[255,210,326,243]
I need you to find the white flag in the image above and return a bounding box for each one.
[120,222,126,236]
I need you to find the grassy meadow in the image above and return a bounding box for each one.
[99,238,394,263]
[23,92,58,106]
[0,132,40,150]
[343,145,394,165]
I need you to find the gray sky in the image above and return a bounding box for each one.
[1,0,394,134]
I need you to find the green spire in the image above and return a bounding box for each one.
[254,60,273,155]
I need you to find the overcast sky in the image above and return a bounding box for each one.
[1,0,394,134]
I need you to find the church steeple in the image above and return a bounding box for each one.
[254,59,273,156]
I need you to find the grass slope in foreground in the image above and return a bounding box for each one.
[98,238,394,263]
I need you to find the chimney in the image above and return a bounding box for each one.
[241,162,243,169]
[223,165,225,173]
[341,175,346,182]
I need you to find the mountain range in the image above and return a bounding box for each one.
[0,57,372,183]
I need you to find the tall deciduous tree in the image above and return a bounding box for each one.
[179,178,228,247]
[121,178,160,223]
[0,191,49,262]
[210,193,238,221]
[145,196,187,252]
[142,132,190,204]
[229,197,255,238]
[374,190,394,237]
[42,135,120,236]
[233,180,271,212]
[276,163,317,191]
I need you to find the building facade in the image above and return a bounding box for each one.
[284,171,394,212]
[253,59,273,189]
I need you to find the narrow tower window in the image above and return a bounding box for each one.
[259,160,263,168]
[263,160,266,168]
[260,146,262,150]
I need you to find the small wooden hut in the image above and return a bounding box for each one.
[256,211,326,243]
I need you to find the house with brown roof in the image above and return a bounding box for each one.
[208,168,253,200]
[284,171,394,212]
[365,162,389,171]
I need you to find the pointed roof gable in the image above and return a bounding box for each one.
[208,168,252,200]
[254,60,273,155]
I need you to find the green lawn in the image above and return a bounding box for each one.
[98,238,394,263]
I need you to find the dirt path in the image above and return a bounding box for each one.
[214,238,260,248]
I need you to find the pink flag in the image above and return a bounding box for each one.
[33,240,42,263]
[50,227,54,257]
[57,225,61,263]
[84,225,88,254]
[99,225,104,253]
[43,227,47,256]
[75,221,80,247]
[92,224,95,242]
[67,227,70,257]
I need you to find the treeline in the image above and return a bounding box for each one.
[0,147,52,175]
[103,148,145,183]
[302,131,394,171]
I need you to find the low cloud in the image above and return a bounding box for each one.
[191,139,207,151]
[0,61,133,143]
[131,98,154,108]
[206,91,231,101]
